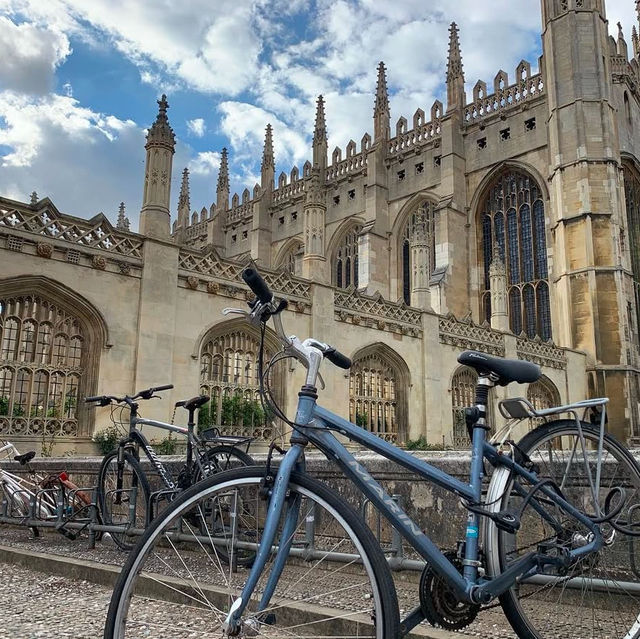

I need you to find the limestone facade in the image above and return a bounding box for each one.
[5,0,640,454]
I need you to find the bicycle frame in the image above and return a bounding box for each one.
[227,391,605,632]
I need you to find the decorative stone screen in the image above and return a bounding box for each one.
[349,350,404,443]
[402,201,436,305]
[479,169,551,340]
[0,295,85,437]
[527,376,561,426]
[199,327,279,440]
[334,225,361,289]
[451,366,477,448]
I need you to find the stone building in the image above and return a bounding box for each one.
[1,0,639,454]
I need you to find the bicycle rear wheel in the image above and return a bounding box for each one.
[97,451,150,551]
[194,444,254,482]
[486,419,640,639]
[104,466,400,638]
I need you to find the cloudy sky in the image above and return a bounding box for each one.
[0,0,637,230]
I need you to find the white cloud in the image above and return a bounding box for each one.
[189,150,220,176]
[0,16,71,94]
[187,118,206,137]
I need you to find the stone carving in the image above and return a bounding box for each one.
[516,337,567,370]
[36,242,53,258]
[186,276,199,290]
[92,255,107,270]
[117,261,131,275]
[334,288,422,326]
[439,314,505,356]
[206,281,220,294]
[0,203,143,259]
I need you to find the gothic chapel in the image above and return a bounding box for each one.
[1,0,640,453]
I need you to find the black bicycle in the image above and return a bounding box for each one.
[86,384,254,550]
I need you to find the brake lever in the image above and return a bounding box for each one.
[222,308,249,317]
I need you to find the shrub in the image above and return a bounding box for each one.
[93,425,121,455]
[153,433,177,455]
[405,436,448,451]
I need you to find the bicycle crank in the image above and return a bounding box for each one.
[419,550,479,631]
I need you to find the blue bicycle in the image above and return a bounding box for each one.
[105,268,640,639]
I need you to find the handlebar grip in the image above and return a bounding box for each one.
[242,268,273,304]
[85,395,105,403]
[325,347,352,370]
[152,384,174,392]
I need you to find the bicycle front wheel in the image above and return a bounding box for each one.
[97,451,150,551]
[486,419,640,639]
[105,466,400,638]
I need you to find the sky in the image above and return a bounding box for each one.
[0,0,637,231]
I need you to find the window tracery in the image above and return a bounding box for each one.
[349,351,401,443]
[527,376,561,427]
[451,365,495,448]
[276,241,303,275]
[623,165,640,337]
[401,201,436,305]
[334,225,361,289]
[480,169,552,339]
[0,295,86,436]
[199,328,280,439]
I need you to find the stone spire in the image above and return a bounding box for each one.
[261,124,275,190]
[373,61,390,141]
[216,148,229,211]
[30,191,38,206]
[177,168,190,228]
[446,22,465,113]
[617,22,629,58]
[633,25,639,59]
[140,94,176,238]
[313,95,327,170]
[116,202,130,231]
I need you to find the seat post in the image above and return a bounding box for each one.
[472,374,497,430]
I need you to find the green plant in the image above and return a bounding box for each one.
[0,396,9,416]
[355,411,368,428]
[93,425,121,455]
[153,433,177,455]
[405,436,448,451]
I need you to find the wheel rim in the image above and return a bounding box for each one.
[496,425,640,639]
[110,474,387,638]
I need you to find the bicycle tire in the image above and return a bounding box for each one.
[194,444,254,482]
[104,466,400,638]
[485,419,640,639]
[97,451,150,551]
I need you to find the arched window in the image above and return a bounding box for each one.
[451,365,495,448]
[623,165,640,335]
[199,325,282,440]
[333,225,361,289]
[276,241,303,275]
[479,169,552,339]
[349,346,408,443]
[0,293,91,437]
[401,201,436,304]
[527,376,561,427]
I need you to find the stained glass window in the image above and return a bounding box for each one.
[334,225,361,289]
[480,170,552,339]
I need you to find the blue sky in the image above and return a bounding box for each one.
[0,0,637,230]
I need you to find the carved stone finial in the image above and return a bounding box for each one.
[30,191,38,206]
[116,202,130,231]
[633,25,639,58]
[217,147,229,195]
[314,95,327,144]
[146,94,175,149]
[179,168,190,212]
[373,61,390,141]
[262,124,274,171]
[446,22,464,83]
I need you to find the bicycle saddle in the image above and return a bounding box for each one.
[175,395,210,411]
[14,450,36,465]
[457,351,541,386]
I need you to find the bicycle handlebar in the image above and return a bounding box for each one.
[85,384,174,406]
[242,267,273,304]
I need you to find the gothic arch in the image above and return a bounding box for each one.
[328,218,364,288]
[393,195,438,305]
[620,156,640,338]
[474,165,552,340]
[274,238,304,274]
[196,318,284,440]
[348,342,410,443]
[0,276,108,438]
[526,375,561,411]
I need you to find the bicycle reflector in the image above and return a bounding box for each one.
[58,472,69,481]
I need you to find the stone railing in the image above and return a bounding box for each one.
[438,314,505,356]
[178,249,311,301]
[325,152,367,182]
[225,201,253,227]
[272,178,305,205]
[516,336,567,370]
[387,119,441,156]
[334,289,422,336]
[463,72,545,126]
[0,200,143,259]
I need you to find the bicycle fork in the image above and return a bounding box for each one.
[224,443,305,635]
